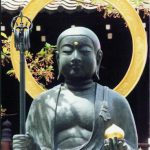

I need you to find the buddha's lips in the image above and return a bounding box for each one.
[70,64,82,69]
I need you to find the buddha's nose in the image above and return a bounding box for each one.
[71,50,81,64]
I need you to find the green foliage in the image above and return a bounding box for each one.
[1,32,55,87]
[1,32,8,38]
[6,69,15,76]
[130,0,144,6]
[27,42,55,86]
[78,0,150,17]
[1,32,11,66]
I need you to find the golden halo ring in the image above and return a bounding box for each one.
[10,0,147,98]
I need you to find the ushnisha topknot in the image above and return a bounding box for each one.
[57,26,101,51]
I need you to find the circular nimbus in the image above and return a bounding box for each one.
[10,0,147,98]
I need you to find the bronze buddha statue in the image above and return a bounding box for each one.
[13,27,138,150]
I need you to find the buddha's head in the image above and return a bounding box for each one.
[56,26,103,82]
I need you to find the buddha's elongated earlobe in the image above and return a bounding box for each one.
[55,50,61,80]
[95,49,103,81]
[56,50,64,80]
[95,70,100,80]
[57,67,64,81]
[57,68,61,80]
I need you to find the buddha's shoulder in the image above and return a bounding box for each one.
[97,84,129,106]
[33,84,61,103]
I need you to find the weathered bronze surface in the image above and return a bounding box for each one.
[13,27,138,150]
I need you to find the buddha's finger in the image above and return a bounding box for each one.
[104,139,110,150]
[113,137,118,150]
[109,138,114,150]
[118,140,124,150]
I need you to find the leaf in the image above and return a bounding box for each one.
[1,52,5,59]
[25,51,33,59]
[1,32,8,39]
[2,47,9,54]
[45,42,51,48]
[48,66,53,71]
[6,69,15,76]
[45,43,56,50]
[38,48,46,56]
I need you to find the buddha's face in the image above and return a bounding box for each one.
[57,35,98,81]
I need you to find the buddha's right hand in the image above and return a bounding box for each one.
[104,137,131,150]
[13,134,33,150]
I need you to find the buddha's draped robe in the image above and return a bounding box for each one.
[26,84,138,150]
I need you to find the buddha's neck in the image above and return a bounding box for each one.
[64,79,94,91]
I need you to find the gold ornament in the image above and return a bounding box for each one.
[74,41,79,46]
[104,124,125,139]
[10,0,147,98]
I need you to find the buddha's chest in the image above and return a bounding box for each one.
[55,93,95,132]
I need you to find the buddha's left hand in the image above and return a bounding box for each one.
[104,137,131,150]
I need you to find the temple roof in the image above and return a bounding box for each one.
[1,0,150,14]
[1,0,98,11]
